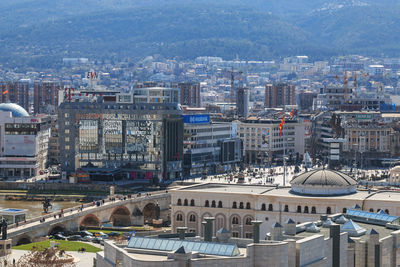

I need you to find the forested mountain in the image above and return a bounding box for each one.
[1,0,400,67]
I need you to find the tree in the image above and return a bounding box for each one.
[0,248,76,267]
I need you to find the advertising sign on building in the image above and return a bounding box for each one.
[182,114,210,124]
[4,135,36,156]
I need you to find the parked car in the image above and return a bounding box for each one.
[67,235,82,241]
[79,231,93,237]
[108,232,121,237]
[93,231,106,237]
[53,234,67,240]
[92,237,103,244]
[81,235,94,242]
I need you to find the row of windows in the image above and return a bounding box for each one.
[175,213,253,226]
[176,199,251,209]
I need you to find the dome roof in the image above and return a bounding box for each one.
[0,103,29,117]
[290,169,357,196]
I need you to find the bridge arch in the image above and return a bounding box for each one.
[48,224,67,236]
[80,214,101,228]
[143,202,160,225]
[16,235,32,246]
[110,206,131,226]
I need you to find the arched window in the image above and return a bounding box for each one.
[311,207,316,214]
[177,199,182,206]
[211,200,216,208]
[184,199,188,206]
[246,202,251,209]
[218,201,223,208]
[268,204,273,211]
[377,209,381,212]
[304,206,309,213]
[245,217,252,225]
[232,216,239,225]
[176,214,183,221]
[284,205,289,212]
[326,207,331,214]
[190,199,195,206]
[342,208,347,213]
[205,200,209,207]
[385,209,390,214]
[189,214,196,222]
[261,204,266,211]
[232,202,237,209]
[297,206,302,213]
[239,202,244,209]
[369,208,374,212]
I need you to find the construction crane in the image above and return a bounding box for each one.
[333,71,369,99]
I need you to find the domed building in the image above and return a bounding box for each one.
[290,169,357,196]
[0,103,29,117]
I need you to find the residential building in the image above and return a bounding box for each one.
[178,82,201,107]
[0,81,29,113]
[236,87,249,118]
[33,81,63,114]
[265,83,295,108]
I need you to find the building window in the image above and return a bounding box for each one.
[326,207,331,214]
[342,208,347,213]
[385,209,390,214]
[65,129,70,134]
[245,217,252,225]
[190,199,195,206]
[297,206,302,213]
[177,199,182,206]
[232,217,239,225]
[232,202,237,209]
[211,200,216,208]
[261,204,266,211]
[246,202,251,209]
[65,145,70,150]
[268,204,273,211]
[189,214,196,222]
[205,200,209,207]
[232,232,239,238]
[184,199,188,206]
[369,208,374,212]
[189,229,196,233]
[245,233,253,239]
[284,205,289,212]
[311,207,316,214]
[176,214,183,221]
[218,201,223,208]
[239,202,244,209]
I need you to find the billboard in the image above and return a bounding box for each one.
[4,135,36,156]
[182,114,210,124]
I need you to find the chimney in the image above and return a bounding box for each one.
[284,218,296,236]
[251,220,262,243]
[177,227,187,240]
[203,217,215,242]
[330,224,340,267]
[270,222,283,241]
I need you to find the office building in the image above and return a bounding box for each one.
[265,83,295,108]
[236,87,249,118]
[0,103,51,178]
[58,87,184,182]
[182,114,242,176]
[33,81,63,114]
[237,117,305,164]
[0,81,30,113]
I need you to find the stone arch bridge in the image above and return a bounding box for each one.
[7,192,170,246]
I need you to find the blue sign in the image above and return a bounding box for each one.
[182,114,210,124]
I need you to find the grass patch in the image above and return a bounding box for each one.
[13,240,102,253]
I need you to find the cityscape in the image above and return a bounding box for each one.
[2,1,400,267]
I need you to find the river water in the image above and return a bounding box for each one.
[0,200,79,218]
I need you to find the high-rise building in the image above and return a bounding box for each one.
[265,83,295,108]
[58,87,184,182]
[0,81,29,113]
[178,82,201,107]
[34,81,63,114]
[236,87,249,118]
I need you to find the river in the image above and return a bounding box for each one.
[0,199,79,219]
